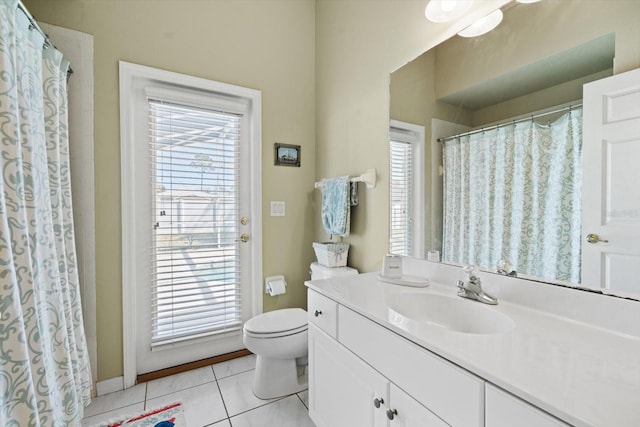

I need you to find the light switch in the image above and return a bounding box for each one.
[270,201,285,217]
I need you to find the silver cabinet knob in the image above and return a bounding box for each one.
[314,310,322,317]
[373,398,384,408]
[386,408,398,420]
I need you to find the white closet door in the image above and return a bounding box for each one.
[582,67,640,294]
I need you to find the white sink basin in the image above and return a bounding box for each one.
[386,292,515,334]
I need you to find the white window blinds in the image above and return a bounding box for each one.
[389,128,416,256]
[149,98,242,347]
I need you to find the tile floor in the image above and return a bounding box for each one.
[82,355,316,427]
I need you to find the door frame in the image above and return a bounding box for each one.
[430,119,471,254]
[119,61,263,388]
[39,22,97,390]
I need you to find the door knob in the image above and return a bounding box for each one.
[241,216,248,225]
[586,233,608,244]
[314,310,322,317]
[386,408,398,420]
[373,397,384,408]
[240,233,249,243]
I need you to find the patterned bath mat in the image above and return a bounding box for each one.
[94,402,185,427]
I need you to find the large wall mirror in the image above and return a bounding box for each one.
[389,0,640,299]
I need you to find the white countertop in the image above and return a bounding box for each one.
[305,272,640,427]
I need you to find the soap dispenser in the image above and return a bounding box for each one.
[381,255,403,278]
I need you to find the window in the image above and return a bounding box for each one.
[149,98,243,346]
[389,120,425,257]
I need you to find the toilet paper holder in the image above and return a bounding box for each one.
[265,275,287,296]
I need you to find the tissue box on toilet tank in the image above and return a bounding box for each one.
[313,242,350,267]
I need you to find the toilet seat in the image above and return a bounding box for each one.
[243,308,307,338]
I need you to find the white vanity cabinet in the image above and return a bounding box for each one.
[308,323,387,427]
[338,304,484,427]
[308,290,386,426]
[308,324,449,427]
[307,270,640,427]
[485,384,570,427]
[308,289,479,427]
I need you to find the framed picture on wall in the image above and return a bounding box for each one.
[274,143,301,167]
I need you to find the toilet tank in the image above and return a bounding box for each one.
[310,262,358,280]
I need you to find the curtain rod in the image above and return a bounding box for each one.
[437,103,582,144]
[16,0,74,79]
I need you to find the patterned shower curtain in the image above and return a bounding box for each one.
[0,0,92,425]
[442,109,582,283]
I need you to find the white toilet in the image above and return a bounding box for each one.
[243,262,358,399]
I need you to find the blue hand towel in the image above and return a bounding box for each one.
[321,176,351,237]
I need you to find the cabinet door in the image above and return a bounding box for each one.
[308,324,387,427]
[486,384,570,427]
[387,384,450,427]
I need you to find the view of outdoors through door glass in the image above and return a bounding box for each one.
[149,99,242,346]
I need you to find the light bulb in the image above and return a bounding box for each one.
[441,0,457,12]
[457,9,503,37]
[425,0,474,23]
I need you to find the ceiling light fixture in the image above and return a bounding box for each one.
[457,9,503,37]
[425,0,474,23]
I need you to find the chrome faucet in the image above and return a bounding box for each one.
[496,259,517,277]
[456,265,498,305]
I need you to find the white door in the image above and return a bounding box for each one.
[308,324,387,427]
[582,67,640,294]
[120,62,262,384]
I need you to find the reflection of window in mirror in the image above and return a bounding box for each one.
[389,120,425,257]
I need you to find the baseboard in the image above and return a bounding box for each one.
[96,376,124,396]
[136,349,253,383]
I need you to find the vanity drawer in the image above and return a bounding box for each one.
[339,305,484,427]
[486,384,570,427]
[308,290,338,338]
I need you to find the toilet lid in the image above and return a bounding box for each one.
[244,308,307,335]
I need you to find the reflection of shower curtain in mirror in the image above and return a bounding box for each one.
[442,109,582,283]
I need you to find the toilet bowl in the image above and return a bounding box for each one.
[243,263,358,399]
[243,308,308,399]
